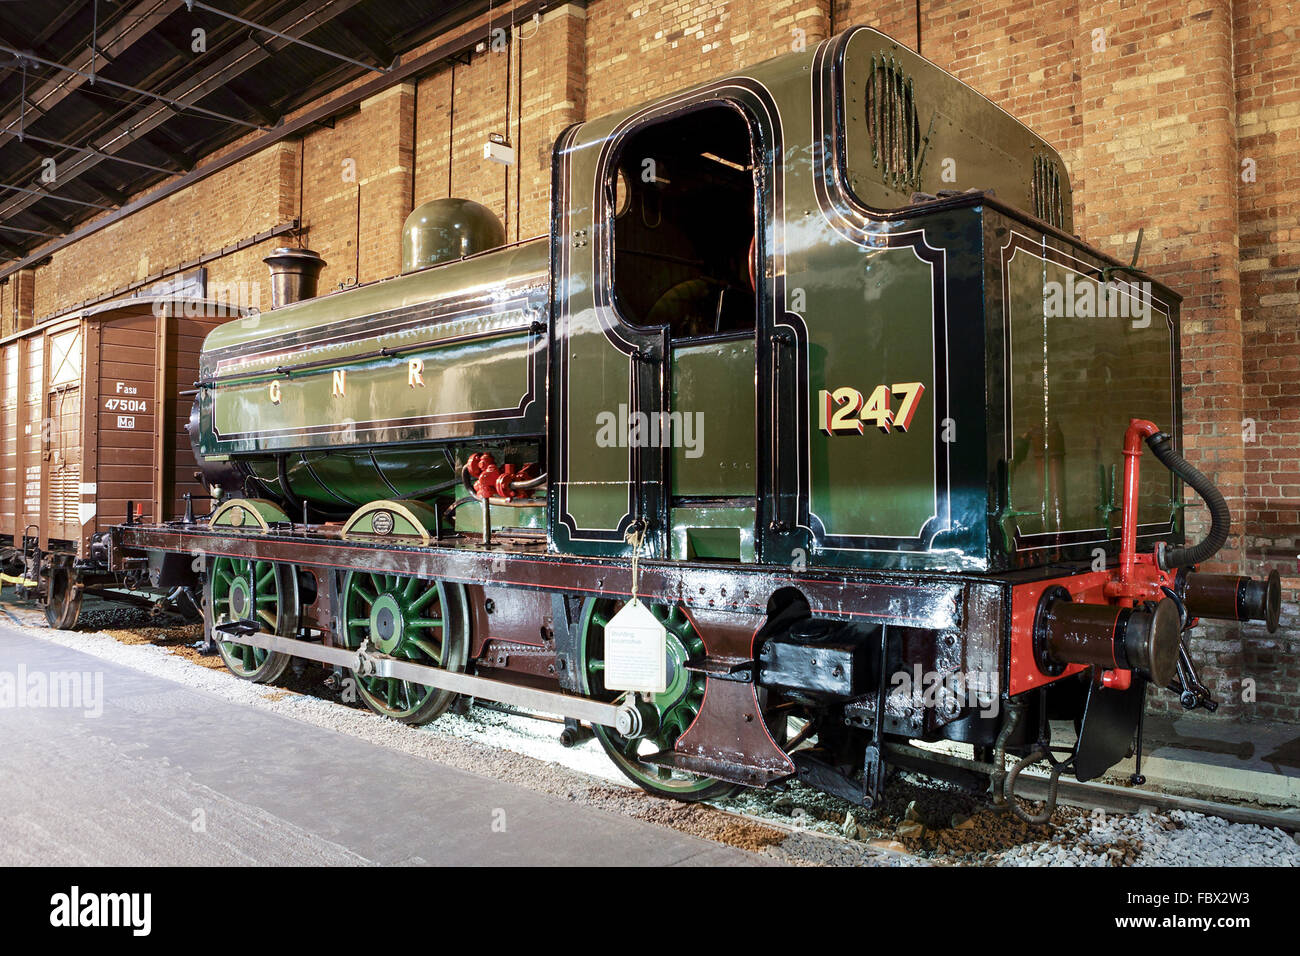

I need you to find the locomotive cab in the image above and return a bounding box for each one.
[607,104,760,562]
[550,80,780,562]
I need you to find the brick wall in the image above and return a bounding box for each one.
[13,0,1299,718]
[1234,0,1300,723]
[407,6,587,251]
[1,269,35,336]
[31,141,295,319]
[584,1,831,116]
[299,83,416,291]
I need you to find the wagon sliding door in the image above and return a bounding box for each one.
[12,333,45,547]
[44,327,83,544]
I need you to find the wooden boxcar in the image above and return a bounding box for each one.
[0,295,234,626]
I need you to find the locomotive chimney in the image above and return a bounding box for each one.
[263,247,326,308]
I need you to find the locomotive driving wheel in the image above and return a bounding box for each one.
[209,556,297,683]
[340,572,469,725]
[577,597,735,802]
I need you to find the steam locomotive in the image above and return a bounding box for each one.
[105,26,1280,816]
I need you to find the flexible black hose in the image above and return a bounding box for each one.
[1004,747,1061,826]
[990,698,1023,807]
[1146,431,1230,570]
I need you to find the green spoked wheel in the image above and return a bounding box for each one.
[209,557,298,683]
[577,597,735,802]
[340,572,469,725]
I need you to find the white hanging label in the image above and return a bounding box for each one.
[602,599,668,694]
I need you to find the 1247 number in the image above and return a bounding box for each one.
[817,382,925,435]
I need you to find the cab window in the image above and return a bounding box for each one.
[607,104,757,338]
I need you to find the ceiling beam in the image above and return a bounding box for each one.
[188,1,389,75]
[0,0,369,225]
[134,137,195,173]
[0,130,181,175]
[218,80,281,128]
[0,0,173,137]
[331,19,396,68]
[78,172,128,207]
[0,222,58,238]
[28,3,86,51]
[22,205,72,232]
[0,181,112,209]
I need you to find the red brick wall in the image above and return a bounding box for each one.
[408,6,586,249]
[2,269,35,336]
[584,0,832,116]
[517,5,588,239]
[1234,0,1300,722]
[30,140,295,320]
[299,83,417,291]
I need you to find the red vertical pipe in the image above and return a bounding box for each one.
[1119,418,1161,587]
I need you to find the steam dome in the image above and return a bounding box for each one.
[401,198,506,273]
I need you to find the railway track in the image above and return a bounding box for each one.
[1013,773,1300,833]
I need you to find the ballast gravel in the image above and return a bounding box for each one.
[6,601,1298,867]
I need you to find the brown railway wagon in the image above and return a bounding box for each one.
[0,296,236,627]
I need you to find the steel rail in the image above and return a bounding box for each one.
[1014,771,1300,833]
[886,740,1300,833]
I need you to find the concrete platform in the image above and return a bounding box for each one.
[0,623,770,866]
[1102,712,1300,807]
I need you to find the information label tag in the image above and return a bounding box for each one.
[602,598,668,694]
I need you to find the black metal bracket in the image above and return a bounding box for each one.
[791,752,869,805]
[550,593,583,693]
[791,626,893,808]
[861,624,891,808]
[683,656,754,682]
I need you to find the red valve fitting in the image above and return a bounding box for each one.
[468,454,539,500]
[466,452,495,479]
[473,462,501,500]
[493,464,517,498]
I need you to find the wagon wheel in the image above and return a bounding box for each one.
[45,567,83,630]
[339,572,469,725]
[577,597,735,802]
[209,556,298,683]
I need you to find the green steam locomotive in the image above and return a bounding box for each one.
[112,26,1279,815]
